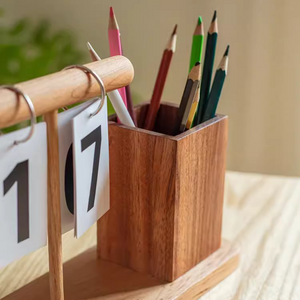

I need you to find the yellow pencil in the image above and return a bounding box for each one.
[177,62,201,133]
[185,63,201,129]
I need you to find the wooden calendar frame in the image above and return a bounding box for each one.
[0,56,239,300]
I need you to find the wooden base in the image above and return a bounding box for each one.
[3,240,239,300]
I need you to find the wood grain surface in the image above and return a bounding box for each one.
[0,171,299,299]
[1,241,239,300]
[99,119,177,281]
[174,113,227,279]
[98,103,227,282]
[0,56,134,128]
[44,111,64,300]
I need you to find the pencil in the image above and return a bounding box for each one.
[86,42,135,127]
[125,84,137,126]
[121,44,137,125]
[87,42,101,60]
[143,24,177,130]
[185,63,202,129]
[189,16,204,70]
[121,36,136,125]
[108,7,127,108]
[193,11,218,126]
[177,62,201,133]
[202,46,229,123]
[186,17,204,129]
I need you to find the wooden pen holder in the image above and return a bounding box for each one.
[97,102,228,282]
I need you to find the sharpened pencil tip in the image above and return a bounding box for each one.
[224,45,230,56]
[108,6,119,30]
[195,61,200,66]
[212,10,217,22]
[87,42,101,61]
[109,6,114,18]
[198,16,202,25]
[172,24,178,35]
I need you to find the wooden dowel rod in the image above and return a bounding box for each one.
[0,56,134,128]
[44,110,64,300]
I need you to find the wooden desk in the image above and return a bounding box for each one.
[1,171,299,299]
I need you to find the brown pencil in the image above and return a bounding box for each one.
[125,84,137,126]
[121,44,137,125]
[177,62,201,133]
[143,24,177,130]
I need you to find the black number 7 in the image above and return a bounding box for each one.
[81,125,102,212]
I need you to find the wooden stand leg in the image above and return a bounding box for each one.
[45,111,64,300]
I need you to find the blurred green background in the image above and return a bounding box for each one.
[4,0,298,176]
[0,9,116,133]
[0,11,84,84]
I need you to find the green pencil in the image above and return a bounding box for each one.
[189,16,204,71]
[193,10,218,126]
[186,17,204,129]
[202,45,229,123]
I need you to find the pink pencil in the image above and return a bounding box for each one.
[108,7,127,108]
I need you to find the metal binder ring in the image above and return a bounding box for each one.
[0,85,36,145]
[63,65,106,117]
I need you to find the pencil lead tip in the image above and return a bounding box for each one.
[109,6,114,18]
[224,45,230,56]
[195,61,200,66]
[212,10,217,22]
[198,16,202,25]
[172,24,178,35]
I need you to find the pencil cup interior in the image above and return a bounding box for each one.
[109,102,179,136]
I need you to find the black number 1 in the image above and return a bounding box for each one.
[3,160,29,243]
[81,125,102,212]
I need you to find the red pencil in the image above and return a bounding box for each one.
[108,7,127,108]
[143,25,177,130]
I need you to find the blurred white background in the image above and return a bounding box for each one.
[2,0,300,176]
